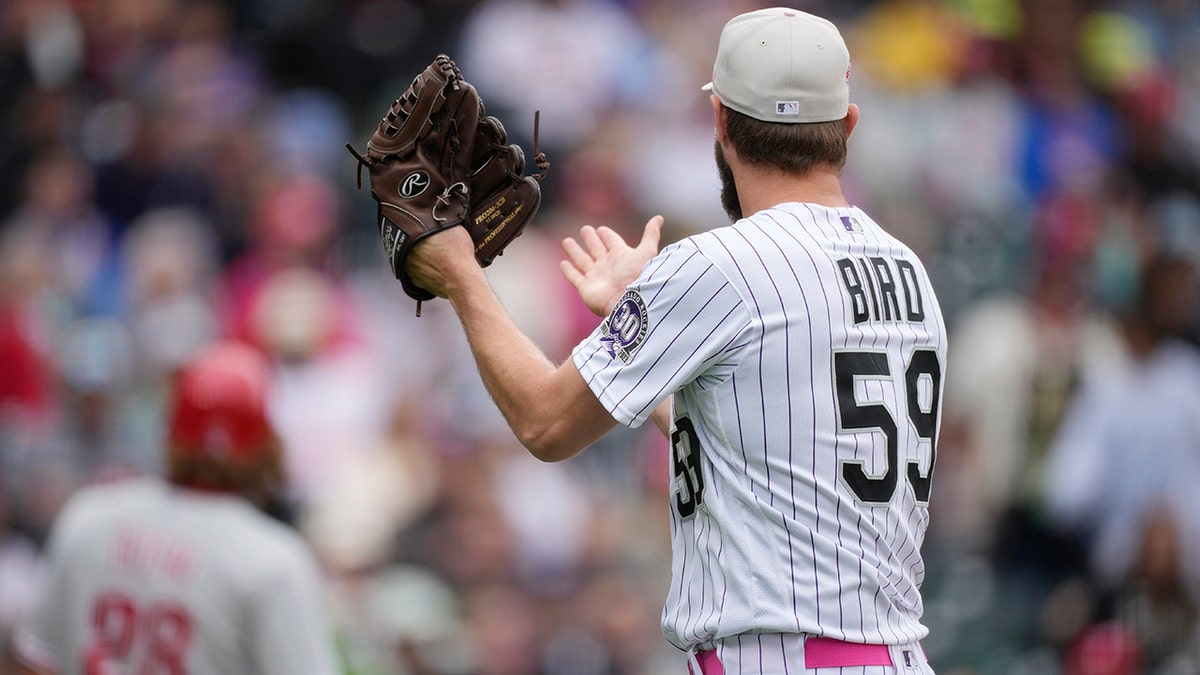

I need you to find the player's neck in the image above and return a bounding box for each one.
[734,162,849,213]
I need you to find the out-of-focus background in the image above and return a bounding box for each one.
[0,0,1198,673]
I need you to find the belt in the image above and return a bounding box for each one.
[687,647,725,675]
[687,636,925,673]
[804,636,895,668]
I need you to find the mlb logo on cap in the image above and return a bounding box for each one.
[776,101,800,116]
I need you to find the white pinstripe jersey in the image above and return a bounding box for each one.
[573,203,947,651]
[14,478,339,675]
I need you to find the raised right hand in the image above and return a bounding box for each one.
[559,215,664,317]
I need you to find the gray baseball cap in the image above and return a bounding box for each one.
[703,7,851,123]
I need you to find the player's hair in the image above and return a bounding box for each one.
[165,437,285,506]
[724,107,849,175]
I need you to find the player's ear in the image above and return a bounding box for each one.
[844,104,860,138]
[711,95,730,145]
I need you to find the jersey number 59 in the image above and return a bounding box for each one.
[834,349,941,505]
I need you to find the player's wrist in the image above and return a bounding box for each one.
[440,257,490,302]
[599,288,627,316]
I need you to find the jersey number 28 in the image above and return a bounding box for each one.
[86,592,193,675]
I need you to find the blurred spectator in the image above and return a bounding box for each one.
[1063,620,1145,675]
[938,214,1125,556]
[215,172,357,352]
[355,564,469,675]
[301,398,442,575]
[920,188,1127,671]
[1,146,123,319]
[1042,252,1200,672]
[457,0,654,159]
[1013,0,1119,203]
[114,206,222,477]
[87,0,268,240]
[120,207,219,379]
[0,251,54,426]
[261,88,355,182]
[52,317,139,478]
[461,581,546,675]
[590,0,741,237]
[0,0,84,218]
[249,267,392,508]
[487,439,595,590]
[853,0,967,93]
[1107,509,1199,673]
[0,147,130,536]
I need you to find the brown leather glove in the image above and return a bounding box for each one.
[467,111,549,266]
[347,54,481,309]
[348,54,548,315]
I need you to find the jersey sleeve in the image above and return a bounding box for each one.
[11,492,95,673]
[11,621,61,674]
[573,240,753,428]
[249,539,340,675]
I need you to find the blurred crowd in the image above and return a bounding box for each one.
[0,0,1198,673]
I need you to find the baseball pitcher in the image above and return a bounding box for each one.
[358,8,947,674]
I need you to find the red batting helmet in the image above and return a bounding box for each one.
[167,341,273,459]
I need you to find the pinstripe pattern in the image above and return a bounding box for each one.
[573,203,947,656]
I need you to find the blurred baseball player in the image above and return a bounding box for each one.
[405,7,945,674]
[2,341,339,675]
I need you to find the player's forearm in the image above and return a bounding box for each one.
[447,270,556,430]
[446,269,615,461]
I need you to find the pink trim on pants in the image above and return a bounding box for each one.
[688,648,725,675]
[688,636,926,673]
[803,636,894,667]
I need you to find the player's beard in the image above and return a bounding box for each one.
[714,141,742,222]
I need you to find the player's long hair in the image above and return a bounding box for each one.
[724,107,849,175]
[165,437,285,507]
